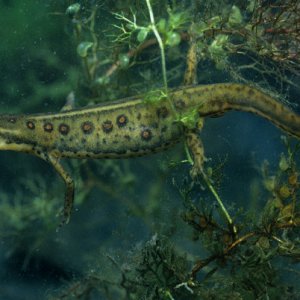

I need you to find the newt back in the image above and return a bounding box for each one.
[0,83,299,160]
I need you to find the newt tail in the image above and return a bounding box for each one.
[171,83,300,138]
[0,83,299,223]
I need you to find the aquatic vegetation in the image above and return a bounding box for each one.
[49,139,300,299]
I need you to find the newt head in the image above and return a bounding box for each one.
[0,114,32,153]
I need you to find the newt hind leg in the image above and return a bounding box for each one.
[185,129,206,179]
[183,33,206,178]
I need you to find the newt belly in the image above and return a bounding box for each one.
[0,83,299,223]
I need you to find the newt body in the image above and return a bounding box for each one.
[0,83,299,222]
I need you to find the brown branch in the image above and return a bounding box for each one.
[190,232,255,279]
[190,220,300,279]
[103,32,189,78]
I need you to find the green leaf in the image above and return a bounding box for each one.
[157,18,166,32]
[77,42,93,58]
[66,3,81,17]
[137,28,149,42]
[228,5,243,27]
[178,109,198,129]
[166,32,181,47]
[143,89,167,105]
[118,53,130,68]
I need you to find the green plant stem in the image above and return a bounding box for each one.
[145,0,167,92]
[184,142,237,235]
[89,6,98,79]
[145,0,177,116]
[202,173,237,235]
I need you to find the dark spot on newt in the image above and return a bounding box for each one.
[26,121,35,130]
[116,114,128,127]
[174,99,186,109]
[59,123,70,135]
[156,106,169,118]
[141,128,152,141]
[247,89,255,97]
[124,135,131,140]
[44,122,53,133]
[102,120,113,133]
[81,121,94,134]
[93,149,102,155]
[235,86,243,92]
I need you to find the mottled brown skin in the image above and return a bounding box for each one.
[0,83,299,223]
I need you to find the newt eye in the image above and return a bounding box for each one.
[8,117,17,124]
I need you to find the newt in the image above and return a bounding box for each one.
[0,83,299,223]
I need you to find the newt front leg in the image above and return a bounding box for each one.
[30,149,74,224]
[47,153,74,224]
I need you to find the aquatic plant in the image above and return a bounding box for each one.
[48,1,300,299]
[48,138,300,299]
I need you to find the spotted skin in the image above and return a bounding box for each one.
[0,83,300,223]
[116,114,128,127]
[81,121,94,134]
[44,122,54,133]
[26,121,35,130]
[102,120,113,133]
[141,128,153,141]
[59,123,70,135]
